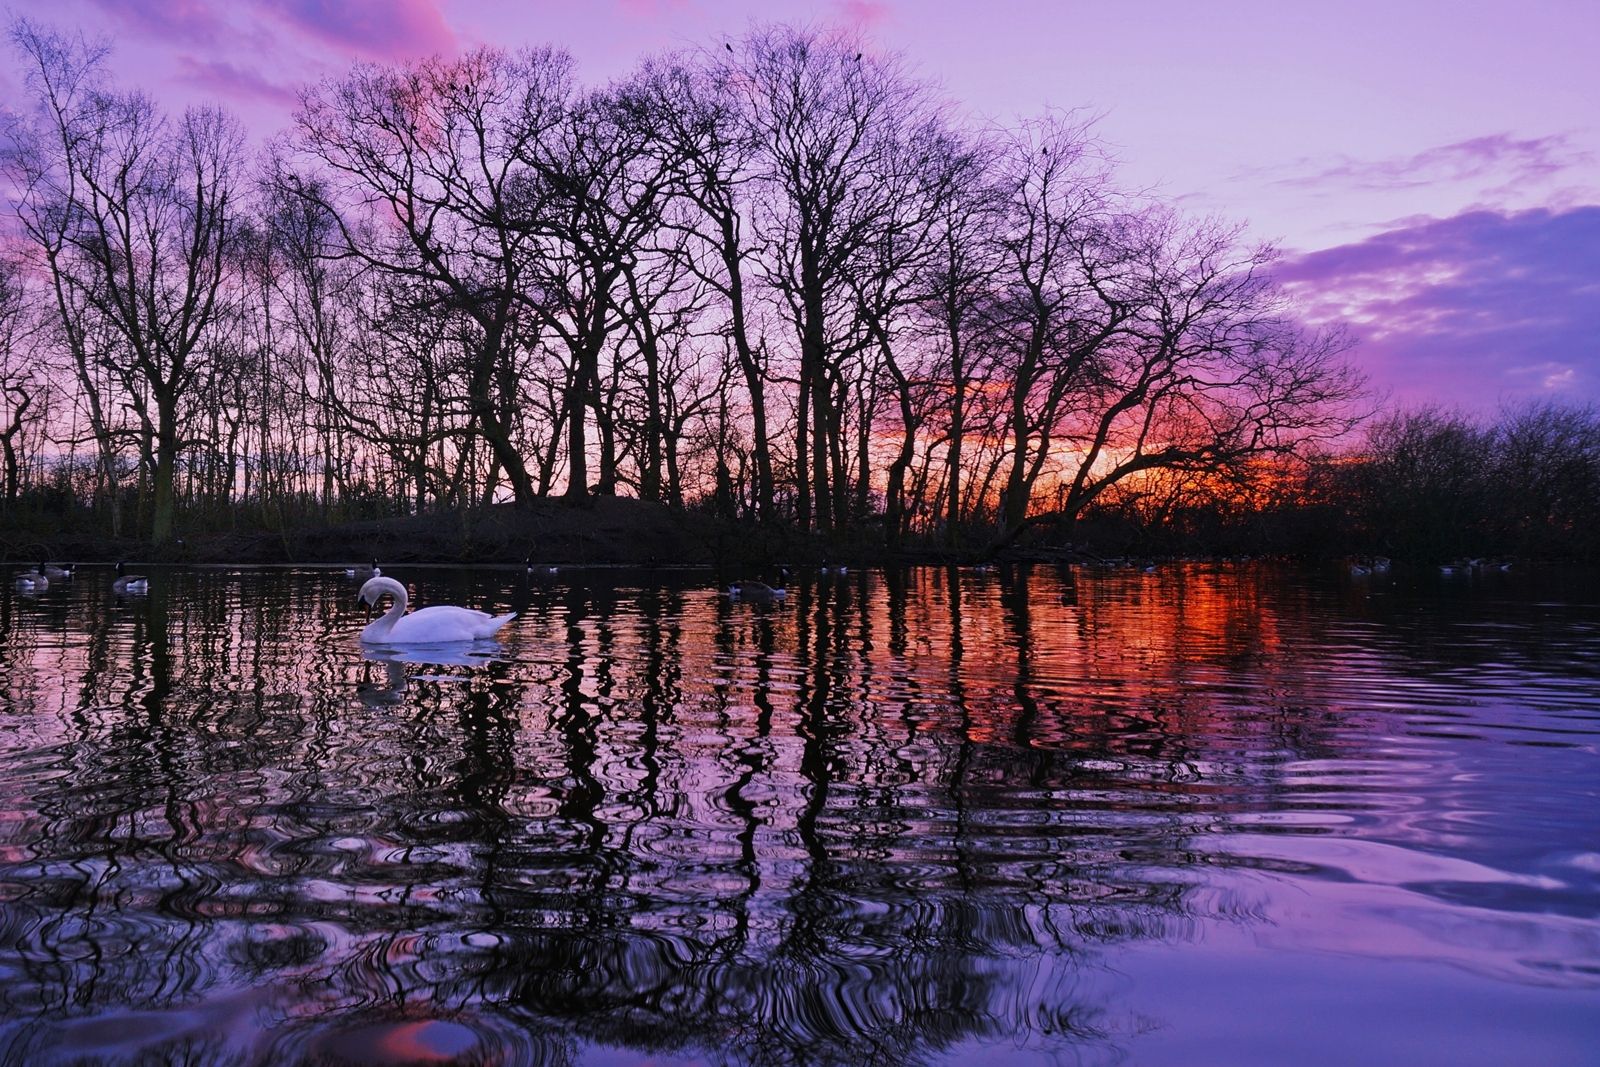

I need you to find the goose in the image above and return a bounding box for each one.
[357,576,516,644]
[820,563,848,576]
[524,556,558,577]
[727,580,787,603]
[43,562,74,580]
[112,562,148,595]
[16,564,48,592]
[344,560,381,579]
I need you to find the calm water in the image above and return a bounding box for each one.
[0,562,1596,1066]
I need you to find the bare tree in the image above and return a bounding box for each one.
[290,47,573,505]
[8,20,243,543]
[731,25,932,531]
[0,256,49,504]
[641,56,780,520]
[514,80,682,498]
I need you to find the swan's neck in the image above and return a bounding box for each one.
[365,584,408,640]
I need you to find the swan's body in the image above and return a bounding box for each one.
[345,560,380,579]
[112,562,148,594]
[728,580,786,602]
[358,576,516,644]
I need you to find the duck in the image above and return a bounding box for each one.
[112,562,148,595]
[344,560,381,579]
[357,576,517,644]
[43,562,74,580]
[16,564,48,592]
[727,580,787,603]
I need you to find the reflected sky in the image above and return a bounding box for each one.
[0,563,1596,1065]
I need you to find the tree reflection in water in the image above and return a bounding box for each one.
[4,563,1581,1065]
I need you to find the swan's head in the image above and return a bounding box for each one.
[358,575,406,607]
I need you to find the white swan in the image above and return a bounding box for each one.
[727,579,786,602]
[357,576,516,644]
[112,562,148,594]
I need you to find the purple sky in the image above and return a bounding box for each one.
[7,0,1598,412]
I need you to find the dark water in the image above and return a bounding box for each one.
[0,562,1596,1066]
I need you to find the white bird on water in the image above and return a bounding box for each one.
[112,562,148,595]
[727,579,787,603]
[357,576,516,644]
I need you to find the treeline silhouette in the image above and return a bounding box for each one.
[0,19,1367,554]
[1068,403,1600,563]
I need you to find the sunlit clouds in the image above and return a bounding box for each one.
[1276,206,1600,407]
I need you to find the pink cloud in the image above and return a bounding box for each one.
[835,1,890,29]
[256,0,455,60]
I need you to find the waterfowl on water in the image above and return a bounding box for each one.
[344,560,381,579]
[525,556,558,577]
[43,562,74,580]
[727,580,787,603]
[15,564,47,592]
[357,576,516,644]
[112,562,148,595]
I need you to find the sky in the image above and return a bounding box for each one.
[5,0,1598,412]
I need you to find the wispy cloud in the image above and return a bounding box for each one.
[175,57,299,106]
[616,0,694,16]
[82,0,454,61]
[1253,133,1590,194]
[1277,206,1600,407]
[83,0,231,46]
[256,0,455,60]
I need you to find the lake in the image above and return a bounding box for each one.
[1,562,1596,1066]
